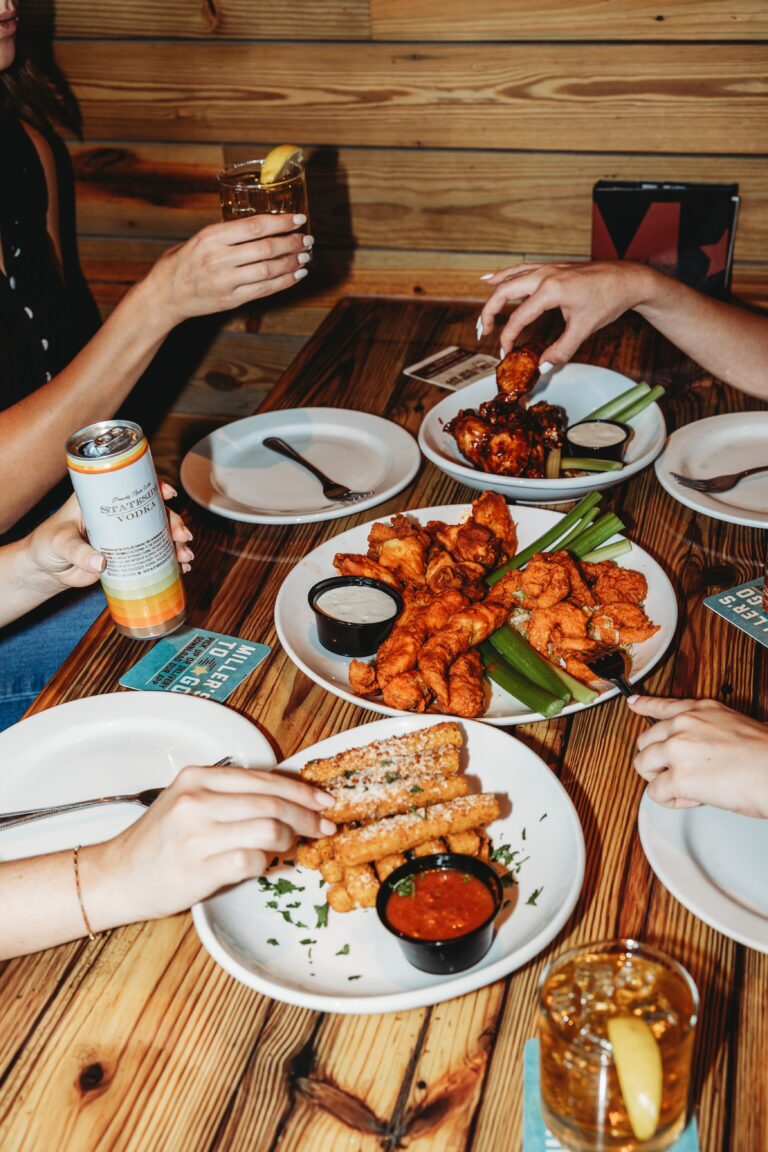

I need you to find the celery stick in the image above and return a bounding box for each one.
[584,381,650,422]
[612,385,665,424]
[560,457,623,473]
[580,539,633,563]
[489,625,570,702]
[553,509,599,552]
[479,642,565,718]
[549,663,599,705]
[568,513,625,559]
[486,492,602,586]
[545,447,562,479]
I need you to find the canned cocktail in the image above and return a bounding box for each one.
[538,939,698,1152]
[66,421,186,639]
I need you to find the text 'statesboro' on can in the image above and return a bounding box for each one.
[66,420,186,639]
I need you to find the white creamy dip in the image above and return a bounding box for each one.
[316,585,398,625]
[568,421,627,448]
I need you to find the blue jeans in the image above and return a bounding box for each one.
[0,584,105,731]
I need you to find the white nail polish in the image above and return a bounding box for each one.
[475,316,484,341]
[539,361,554,373]
[294,267,308,280]
[297,251,310,265]
[499,347,506,360]
[479,273,494,281]
[293,213,307,225]
[302,234,315,249]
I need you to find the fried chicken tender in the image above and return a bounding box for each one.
[382,670,431,712]
[582,562,648,606]
[447,648,486,719]
[333,554,401,588]
[349,659,379,697]
[527,601,590,656]
[470,491,518,561]
[590,602,659,645]
[418,572,522,711]
[508,555,570,609]
[376,589,469,688]
[424,550,487,601]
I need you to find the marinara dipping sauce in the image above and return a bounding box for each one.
[376,853,503,975]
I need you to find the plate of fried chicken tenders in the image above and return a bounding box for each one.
[192,716,585,1012]
[274,492,678,725]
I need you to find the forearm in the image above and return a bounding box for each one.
[0,273,174,533]
[634,268,768,400]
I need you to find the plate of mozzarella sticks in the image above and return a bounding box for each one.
[192,716,585,1013]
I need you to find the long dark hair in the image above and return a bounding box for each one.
[0,41,81,136]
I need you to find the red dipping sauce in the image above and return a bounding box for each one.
[386,868,497,941]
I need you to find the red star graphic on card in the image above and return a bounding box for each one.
[700,229,730,278]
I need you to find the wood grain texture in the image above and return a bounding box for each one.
[54,42,768,154]
[1,299,766,1152]
[24,0,372,40]
[69,140,768,262]
[371,0,768,40]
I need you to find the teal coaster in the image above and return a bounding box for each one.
[704,578,768,649]
[523,1039,699,1151]
[120,626,270,703]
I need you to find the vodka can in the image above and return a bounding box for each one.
[66,420,186,639]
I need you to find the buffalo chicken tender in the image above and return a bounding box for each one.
[299,721,462,784]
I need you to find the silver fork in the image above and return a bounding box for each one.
[670,465,768,493]
[0,755,234,831]
[263,436,374,503]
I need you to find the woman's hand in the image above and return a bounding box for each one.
[629,696,768,818]
[25,483,194,592]
[148,214,313,328]
[478,261,658,364]
[84,763,336,924]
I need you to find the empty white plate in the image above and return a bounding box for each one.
[181,408,421,524]
[655,412,768,529]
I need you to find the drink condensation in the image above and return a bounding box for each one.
[66,420,186,639]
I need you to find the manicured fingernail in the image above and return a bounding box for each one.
[294,267,308,280]
[88,553,106,573]
[320,818,337,835]
[302,234,315,248]
[165,485,178,498]
[182,562,191,574]
[499,346,506,360]
[627,694,639,704]
[475,316,484,341]
[183,528,194,542]
[539,361,554,373]
[314,790,335,807]
[183,547,194,560]
[297,251,310,265]
[480,273,494,281]
[293,213,307,225]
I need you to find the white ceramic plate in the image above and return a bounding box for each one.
[655,412,768,529]
[419,363,666,503]
[180,408,421,524]
[274,504,678,726]
[0,693,274,862]
[638,792,768,953]
[193,715,585,1014]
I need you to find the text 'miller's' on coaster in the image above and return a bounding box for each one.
[403,346,499,391]
[522,1039,700,1152]
[704,579,768,650]
[119,627,270,703]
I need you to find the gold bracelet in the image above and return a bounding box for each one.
[73,845,95,941]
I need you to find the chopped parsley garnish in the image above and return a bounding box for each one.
[412,807,427,821]
[279,910,294,923]
[462,873,472,884]
[522,828,526,841]
[266,900,278,909]
[409,784,424,793]
[526,887,544,906]
[314,902,329,929]
[275,878,303,895]
[384,771,401,783]
[286,901,301,909]
[491,843,515,866]
[267,938,279,946]
[319,878,326,888]
[336,944,350,956]
[269,856,279,869]
[348,975,362,981]
[390,875,416,898]
[283,859,295,867]
[539,812,548,822]
[299,938,316,946]
[379,759,393,767]
[500,873,518,889]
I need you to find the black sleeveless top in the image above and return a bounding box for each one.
[0,115,99,408]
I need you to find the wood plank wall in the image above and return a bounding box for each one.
[24,0,768,430]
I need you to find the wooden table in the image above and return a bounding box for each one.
[1,298,766,1152]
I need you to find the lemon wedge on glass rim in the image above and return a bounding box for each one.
[260,144,303,184]
[606,1016,663,1142]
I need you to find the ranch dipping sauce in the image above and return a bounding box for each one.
[315,584,398,625]
[567,420,627,448]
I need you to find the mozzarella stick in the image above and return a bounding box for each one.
[375,853,407,882]
[411,837,447,857]
[344,865,379,909]
[333,794,500,867]
[299,722,462,783]
[446,829,481,856]
[327,883,355,913]
[325,773,468,825]
[320,858,343,884]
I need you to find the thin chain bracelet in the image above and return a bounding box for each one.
[73,845,95,941]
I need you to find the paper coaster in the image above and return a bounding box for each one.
[119,626,270,703]
[704,578,768,649]
[523,1039,699,1151]
[403,345,499,391]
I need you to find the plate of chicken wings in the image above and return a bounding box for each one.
[419,356,666,503]
[274,495,677,725]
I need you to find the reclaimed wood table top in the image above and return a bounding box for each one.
[1,296,766,1152]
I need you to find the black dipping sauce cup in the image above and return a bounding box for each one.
[566,419,630,462]
[376,853,503,975]
[308,576,403,658]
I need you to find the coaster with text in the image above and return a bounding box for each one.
[704,579,768,649]
[403,346,498,391]
[523,1039,699,1151]
[119,627,270,703]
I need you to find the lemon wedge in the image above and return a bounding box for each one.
[260,144,303,184]
[607,1016,663,1142]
